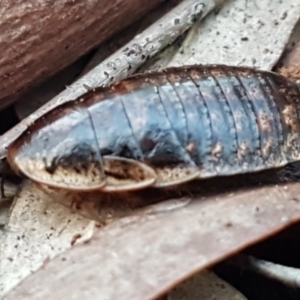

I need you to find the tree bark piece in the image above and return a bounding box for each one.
[0,0,164,109]
[13,0,182,120]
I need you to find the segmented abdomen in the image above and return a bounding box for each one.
[10,65,300,183]
[86,65,300,178]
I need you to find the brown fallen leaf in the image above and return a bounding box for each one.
[4,182,300,300]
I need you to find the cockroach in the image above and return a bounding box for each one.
[6,64,300,193]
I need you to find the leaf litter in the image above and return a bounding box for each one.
[4,182,300,300]
[2,0,300,299]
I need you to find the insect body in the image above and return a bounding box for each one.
[7,65,300,192]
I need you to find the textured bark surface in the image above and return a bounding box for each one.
[0,0,163,108]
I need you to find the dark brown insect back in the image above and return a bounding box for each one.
[6,65,300,192]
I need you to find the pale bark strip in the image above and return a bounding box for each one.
[0,0,225,159]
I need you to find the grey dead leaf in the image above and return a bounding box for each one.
[144,0,300,71]
[2,0,300,299]
[0,180,95,298]
[190,0,300,70]
[4,183,300,300]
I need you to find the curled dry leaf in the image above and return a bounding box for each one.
[0,180,95,298]
[0,0,225,159]
[4,183,300,300]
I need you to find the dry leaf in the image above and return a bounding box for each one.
[0,181,95,298]
[173,0,300,70]
[4,183,300,300]
[145,0,300,71]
